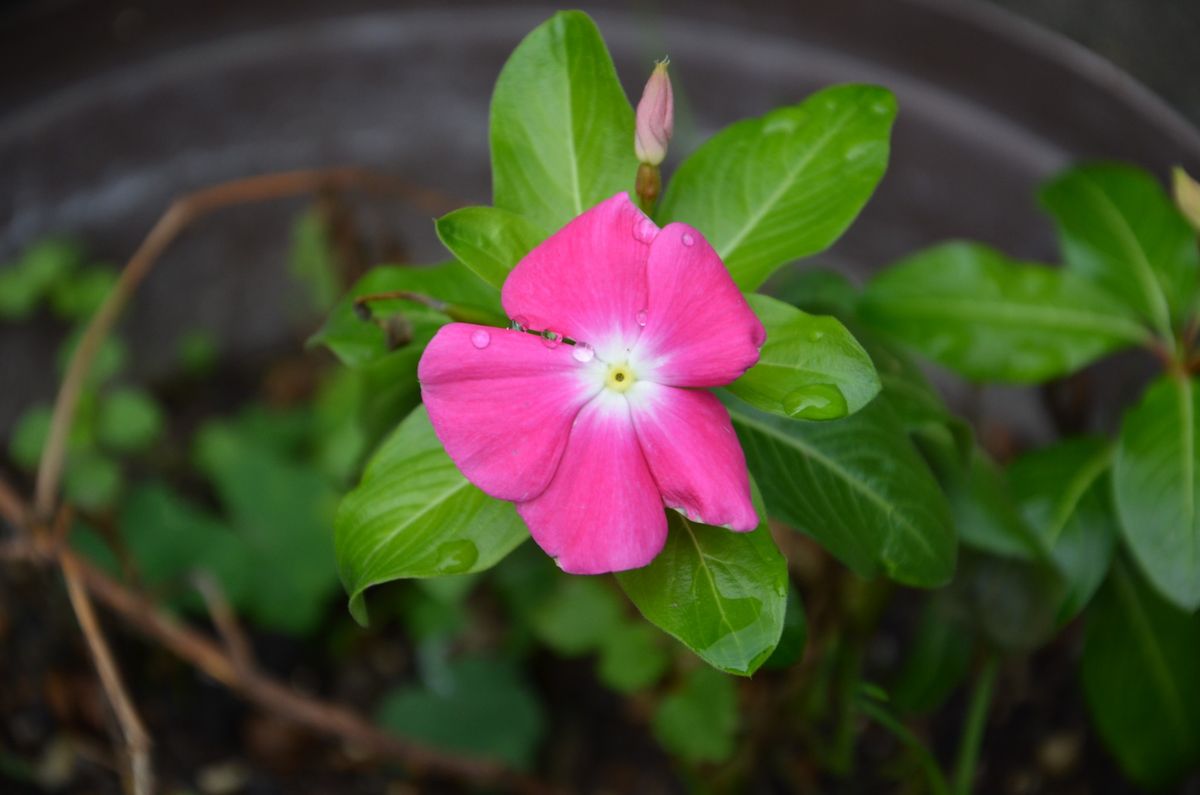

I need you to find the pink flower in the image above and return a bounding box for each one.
[418,193,765,574]
[635,60,674,166]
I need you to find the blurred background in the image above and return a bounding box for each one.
[2,1,1199,793]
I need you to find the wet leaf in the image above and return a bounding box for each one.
[617,484,788,676]
[335,406,527,625]
[659,84,895,290]
[729,293,879,421]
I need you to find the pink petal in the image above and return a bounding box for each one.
[419,323,603,502]
[516,393,667,574]
[628,383,758,530]
[502,193,655,360]
[634,222,765,387]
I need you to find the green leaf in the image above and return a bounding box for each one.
[930,445,1045,562]
[310,262,501,368]
[726,393,955,587]
[49,265,118,321]
[890,597,973,714]
[193,422,340,635]
[120,483,252,611]
[57,326,127,385]
[728,293,879,421]
[761,582,808,670]
[1113,376,1200,610]
[177,330,218,376]
[490,10,638,232]
[659,84,895,290]
[950,550,1063,652]
[289,208,341,314]
[0,239,84,320]
[530,576,624,656]
[435,206,546,289]
[652,666,739,764]
[859,242,1148,383]
[617,484,788,676]
[1041,162,1198,333]
[764,266,859,317]
[335,406,528,625]
[63,452,122,510]
[1082,560,1200,789]
[597,622,671,693]
[862,333,972,459]
[97,388,164,454]
[9,404,53,470]
[377,657,545,770]
[1010,438,1118,622]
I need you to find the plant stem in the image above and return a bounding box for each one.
[857,698,951,795]
[952,654,1000,795]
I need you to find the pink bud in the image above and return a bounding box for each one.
[635,59,673,166]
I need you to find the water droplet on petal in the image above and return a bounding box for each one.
[681,233,695,247]
[542,331,561,349]
[635,309,648,327]
[633,217,659,244]
[470,329,491,349]
[511,315,529,331]
[572,343,595,363]
[435,540,479,574]
[783,384,848,420]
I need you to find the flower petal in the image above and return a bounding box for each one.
[628,382,757,530]
[419,323,603,502]
[633,222,765,387]
[502,193,654,360]
[517,393,667,574]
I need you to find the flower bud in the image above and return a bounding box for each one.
[635,59,673,166]
[1173,167,1200,232]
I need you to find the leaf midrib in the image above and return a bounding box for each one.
[1076,175,1172,335]
[1045,443,1114,547]
[716,103,858,263]
[1113,561,1195,741]
[730,409,938,563]
[679,515,748,665]
[871,297,1148,343]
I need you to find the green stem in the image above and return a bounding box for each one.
[858,698,951,795]
[952,654,1000,795]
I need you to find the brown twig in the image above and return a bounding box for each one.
[33,167,456,522]
[0,473,27,530]
[192,571,256,675]
[59,543,154,795]
[61,547,549,793]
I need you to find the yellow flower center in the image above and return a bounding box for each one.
[605,363,636,393]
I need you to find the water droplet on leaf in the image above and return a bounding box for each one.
[572,343,595,363]
[783,384,848,420]
[636,309,648,327]
[681,233,695,247]
[434,540,478,574]
[808,329,824,342]
[470,329,491,349]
